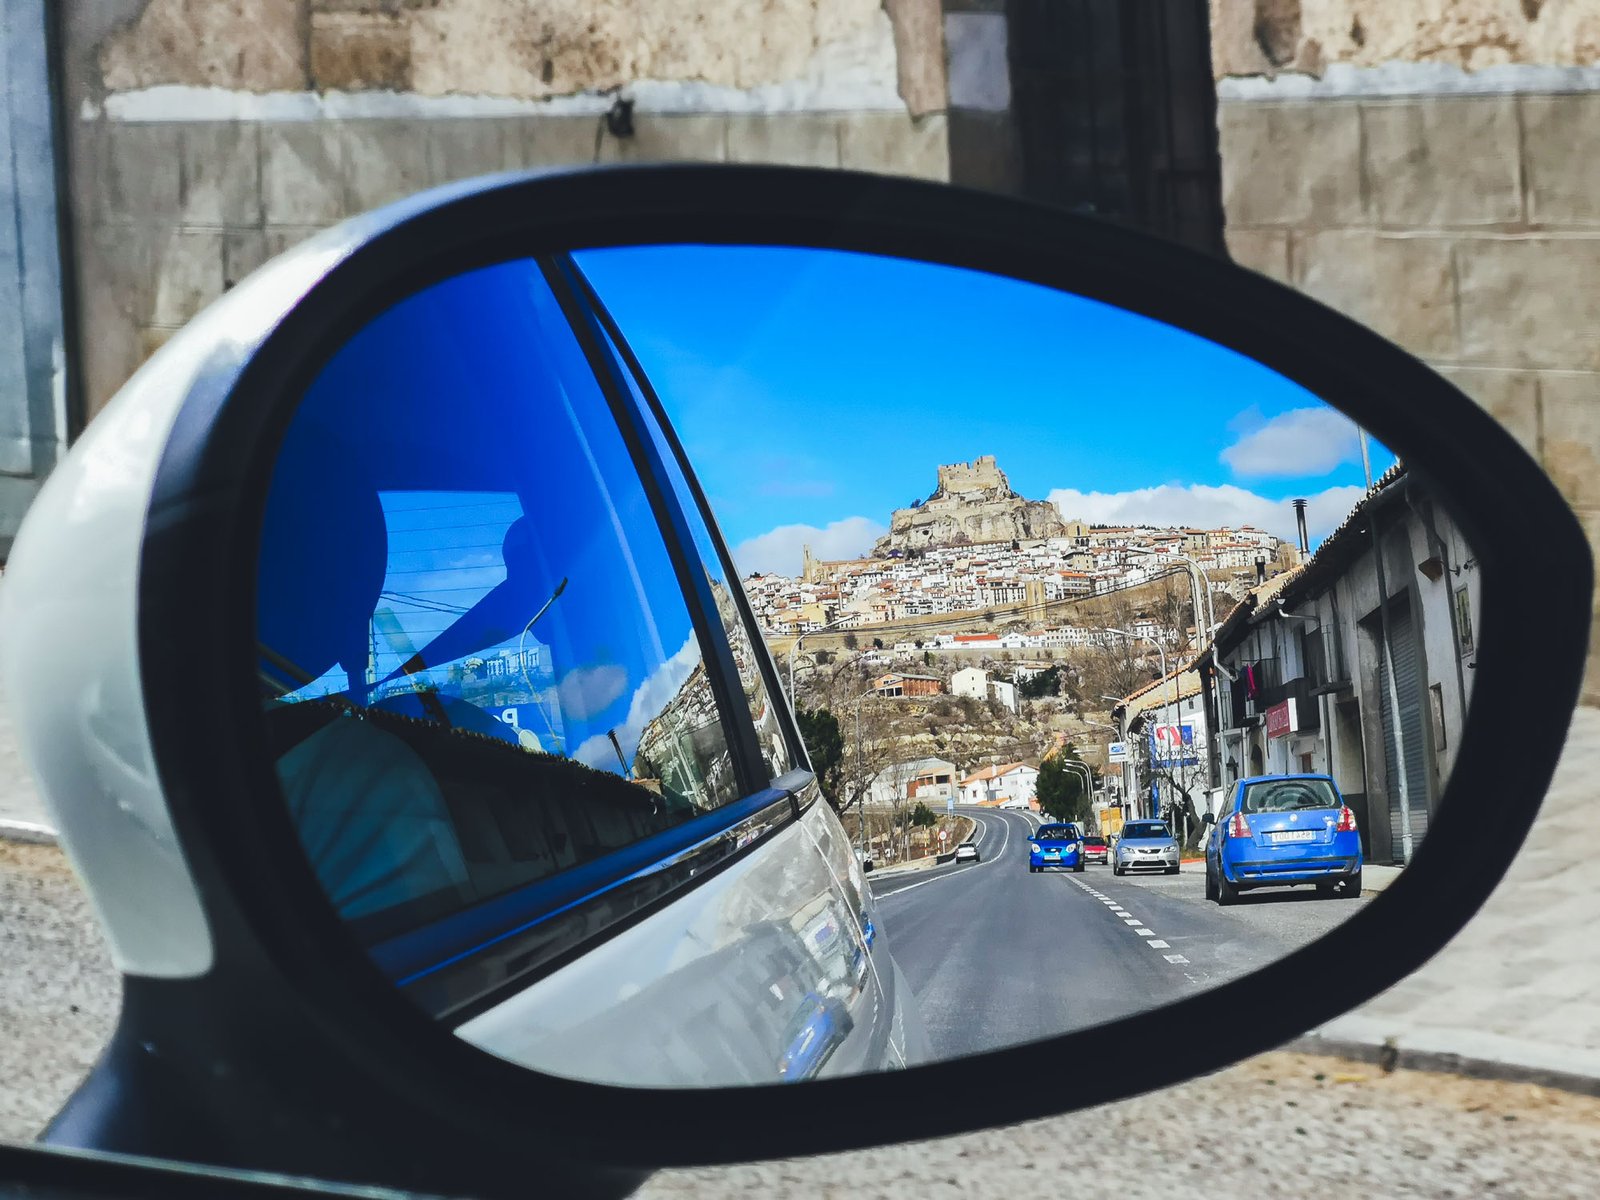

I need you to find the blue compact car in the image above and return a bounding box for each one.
[1205,774,1363,904]
[1029,823,1085,873]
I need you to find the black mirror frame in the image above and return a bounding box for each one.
[119,164,1587,1186]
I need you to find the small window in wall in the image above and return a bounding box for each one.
[1455,586,1474,657]
[1429,682,1447,752]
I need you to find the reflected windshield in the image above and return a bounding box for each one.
[1241,778,1341,813]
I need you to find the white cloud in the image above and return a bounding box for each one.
[574,634,702,772]
[1048,483,1368,545]
[1221,407,1362,478]
[556,663,628,721]
[732,515,886,577]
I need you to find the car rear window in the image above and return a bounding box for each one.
[1241,778,1340,814]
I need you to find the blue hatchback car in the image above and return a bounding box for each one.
[1029,823,1085,873]
[1205,774,1362,904]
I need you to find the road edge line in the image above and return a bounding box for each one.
[1286,1030,1600,1099]
[0,818,58,846]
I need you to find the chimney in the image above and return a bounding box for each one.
[1292,498,1310,560]
[1255,556,1266,584]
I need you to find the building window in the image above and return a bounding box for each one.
[1454,586,1474,657]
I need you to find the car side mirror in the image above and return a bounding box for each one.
[0,164,1586,1196]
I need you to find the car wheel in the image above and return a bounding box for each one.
[1217,872,1240,906]
[1166,865,1179,875]
[1074,860,1085,873]
[1204,864,1218,901]
[1112,864,1123,877]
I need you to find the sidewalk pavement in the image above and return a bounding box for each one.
[4,676,1599,1095]
[1292,705,1600,1095]
[0,677,52,844]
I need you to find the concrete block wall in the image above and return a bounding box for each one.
[1218,88,1600,702]
[75,110,949,415]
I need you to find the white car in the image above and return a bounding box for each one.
[954,841,981,864]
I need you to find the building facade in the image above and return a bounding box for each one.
[1205,467,1478,866]
[958,761,1038,807]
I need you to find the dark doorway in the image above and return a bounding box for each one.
[1005,0,1225,254]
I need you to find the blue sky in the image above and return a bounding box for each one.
[576,245,1395,576]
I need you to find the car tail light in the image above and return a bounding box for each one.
[1226,812,1252,839]
[1335,806,1358,833]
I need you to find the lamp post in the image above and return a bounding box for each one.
[1056,757,1094,825]
[1121,546,1217,642]
[788,614,853,704]
[851,685,880,866]
[1096,626,1168,687]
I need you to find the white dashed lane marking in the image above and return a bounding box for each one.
[1070,876,1185,963]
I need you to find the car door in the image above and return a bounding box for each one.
[252,253,912,1089]
[1205,789,1228,871]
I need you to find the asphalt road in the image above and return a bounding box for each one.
[870,808,1369,1062]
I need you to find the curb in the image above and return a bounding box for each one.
[1288,1026,1600,1100]
[0,818,59,846]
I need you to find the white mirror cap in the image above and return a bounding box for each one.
[0,233,354,979]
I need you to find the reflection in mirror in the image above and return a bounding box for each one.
[255,245,1476,1091]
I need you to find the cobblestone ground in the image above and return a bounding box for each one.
[5,848,1600,1198]
[0,840,119,1141]
[643,1053,1600,1199]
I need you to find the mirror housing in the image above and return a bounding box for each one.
[0,164,1588,1193]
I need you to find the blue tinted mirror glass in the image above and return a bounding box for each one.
[256,245,1471,1089]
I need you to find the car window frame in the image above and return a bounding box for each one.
[561,252,809,783]
[245,253,816,1023]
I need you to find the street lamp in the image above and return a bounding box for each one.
[1096,626,1168,684]
[1122,545,1219,642]
[788,614,854,704]
[851,685,881,866]
[1055,757,1094,824]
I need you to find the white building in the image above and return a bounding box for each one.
[867,757,958,809]
[951,666,989,701]
[958,762,1040,807]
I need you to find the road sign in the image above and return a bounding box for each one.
[938,828,948,845]
[947,795,955,813]
[1108,741,1129,764]
[1149,723,1199,767]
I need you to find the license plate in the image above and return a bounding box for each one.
[1268,830,1316,843]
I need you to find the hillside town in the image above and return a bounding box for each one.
[776,456,1474,880]
[746,456,1291,642]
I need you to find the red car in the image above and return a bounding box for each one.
[1082,835,1110,864]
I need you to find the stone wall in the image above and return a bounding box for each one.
[62,0,952,420]
[1212,0,1600,703]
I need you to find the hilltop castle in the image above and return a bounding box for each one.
[871,456,1069,555]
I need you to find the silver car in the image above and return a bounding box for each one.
[1112,820,1181,875]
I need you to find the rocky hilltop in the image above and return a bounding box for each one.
[871,456,1068,555]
